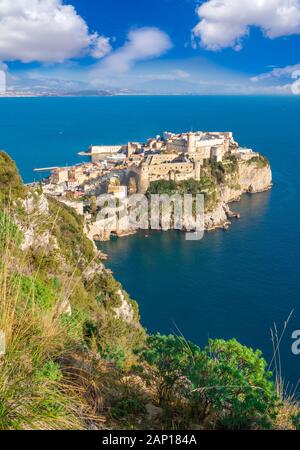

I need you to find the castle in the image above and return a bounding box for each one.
[76,130,248,195]
[128,131,238,193]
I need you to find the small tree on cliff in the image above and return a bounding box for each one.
[138,334,279,429]
[202,339,278,429]
[138,334,207,406]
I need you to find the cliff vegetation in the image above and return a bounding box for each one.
[0,152,297,430]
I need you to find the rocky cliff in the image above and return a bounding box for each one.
[206,157,272,230]
[238,159,272,193]
[204,203,230,231]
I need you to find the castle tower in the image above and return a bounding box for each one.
[127,142,134,158]
[224,137,230,154]
[138,163,150,194]
[187,133,196,154]
[211,146,223,162]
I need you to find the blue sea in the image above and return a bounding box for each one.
[1,95,300,387]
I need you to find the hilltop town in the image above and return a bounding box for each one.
[39,130,272,239]
[42,130,260,197]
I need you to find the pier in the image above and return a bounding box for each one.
[33,167,59,172]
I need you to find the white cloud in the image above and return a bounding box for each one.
[0,0,111,63]
[145,69,190,81]
[90,36,111,59]
[247,83,294,94]
[101,27,172,73]
[251,62,300,81]
[193,0,300,50]
[174,70,190,79]
[0,62,8,71]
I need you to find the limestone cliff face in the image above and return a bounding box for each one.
[204,203,229,231]
[114,290,135,324]
[218,160,272,204]
[84,221,109,245]
[16,190,139,329]
[85,221,136,243]
[217,185,241,204]
[19,193,58,252]
[238,161,272,193]
[206,159,272,230]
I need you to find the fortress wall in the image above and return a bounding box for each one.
[173,172,195,181]
[193,147,212,159]
[147,154,179,164]
[148,163,194,176]
[148,171,195,184]
[128,160,202,194]
[166,142,187,153]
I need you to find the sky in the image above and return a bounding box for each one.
[1,0,300,94]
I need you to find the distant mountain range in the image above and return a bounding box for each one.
[5,75,215,96]
[5,75,145,97]
[62,88,143,96]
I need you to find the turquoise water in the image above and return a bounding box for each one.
[1,95,300,385]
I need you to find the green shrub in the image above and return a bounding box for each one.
[16,274,57,310]
[203,339,278,429]
[138,334,206,406]
[223,153,239,174]
[147,177,219,213]
[111,391,146,419]
[209,160,226,184]
[48,197,95,266]
[246,155,269,168]
[60,308,89,341]
[138,335,279,429]
[84,314,146,371]
[28,248,60,275]
[0,151,25,205]
[147,180,177,195]
[92,272,122,309]
[35,361,63,382]
[0,210,23,249]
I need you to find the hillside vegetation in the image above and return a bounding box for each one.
[0,152,298,430]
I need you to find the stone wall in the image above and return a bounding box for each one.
[148,162,194,176]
